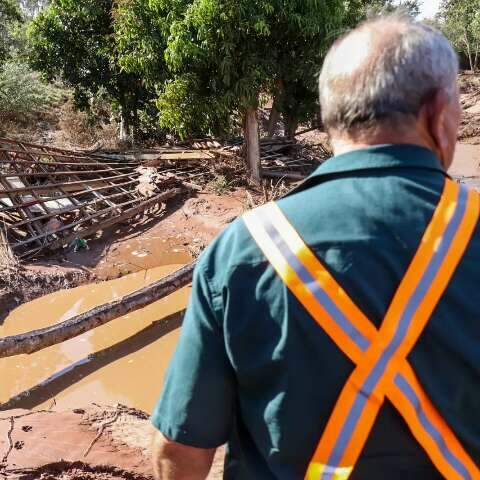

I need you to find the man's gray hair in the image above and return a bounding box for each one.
[319,16,459,134]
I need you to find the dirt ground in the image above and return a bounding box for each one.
[55,190,247,281]
[0,404,224,479]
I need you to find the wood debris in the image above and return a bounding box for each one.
[0,138,190,258]
[0,135,328,259]
[0,262,194,358]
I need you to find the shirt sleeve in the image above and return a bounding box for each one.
[151,262,235,449]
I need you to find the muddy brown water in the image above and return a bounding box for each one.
[0,256,191,414]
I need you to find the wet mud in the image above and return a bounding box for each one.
[0,257,191,413]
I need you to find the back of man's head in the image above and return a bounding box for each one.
[319,15,459,138]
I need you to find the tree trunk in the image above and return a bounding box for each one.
[464,32,474,72]
[267,97,281,137]
[119,109,128,141]
[284,114,299,140]
[474,43,479,72]
[267,79,284,137]
[245,107,261,184]
[0,263,195,358]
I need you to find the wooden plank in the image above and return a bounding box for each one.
[13,188,183,251]
[0,172,139,195]
[0,167,136,177]
[0,178,140,212]
[0,262,195,358]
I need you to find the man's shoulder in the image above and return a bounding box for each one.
[195,213,267,285]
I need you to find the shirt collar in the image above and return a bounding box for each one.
[310,144,447,179]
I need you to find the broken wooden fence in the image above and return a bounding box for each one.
[0,138,204,258]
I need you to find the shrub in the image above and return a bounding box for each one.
[0,60,62,119]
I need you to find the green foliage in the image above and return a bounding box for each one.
[114,0,184,86]
[25,0,424,144]
[27,0,157,138]
[157,75,233,139]
[0,0,22,64]
[438,0,480,71]
[159,0,345,136]
[0,60,62,117]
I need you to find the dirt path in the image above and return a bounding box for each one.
[0,404,224,479]
[451,143,480,177]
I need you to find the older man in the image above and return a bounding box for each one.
[151,15,480,480]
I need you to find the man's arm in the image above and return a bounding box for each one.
[152,431,216,480]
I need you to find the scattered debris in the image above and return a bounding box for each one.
[0,138,189,259]
[83,407,120,458]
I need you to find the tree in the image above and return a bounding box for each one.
[135,0,345,181]
[114,0,193,139]
[27,0,154,139]
[266,0,420,139]
[266,2,347,139]
[438,0,480,72]
[0,0,22,65]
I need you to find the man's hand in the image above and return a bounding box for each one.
[152,431,216,480]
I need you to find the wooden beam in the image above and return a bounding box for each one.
[245,107,261,184]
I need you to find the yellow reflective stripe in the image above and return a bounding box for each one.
[264,202,377,342]
[243,207,364,363]
[306,463,353,480]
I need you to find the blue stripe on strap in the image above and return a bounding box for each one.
[256,209,370,353]
[394,373,470,479]
[325,185,469,472]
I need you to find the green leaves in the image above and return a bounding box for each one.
[439,0,480,71]
[0,0,23,65]
[28,0,157,138]
[26,0,408,141]
[0,60,62,116]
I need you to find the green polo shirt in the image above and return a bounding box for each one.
[152,145,480,479]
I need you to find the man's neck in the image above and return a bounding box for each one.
[329,130,445,168]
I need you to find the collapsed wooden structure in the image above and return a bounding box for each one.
[0,138,204,258]
[0,136,327,259]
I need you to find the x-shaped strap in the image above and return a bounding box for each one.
[243,179,480,480]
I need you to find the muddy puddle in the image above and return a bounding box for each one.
[0,255,191,413]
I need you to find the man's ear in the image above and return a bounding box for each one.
[423,89,450,154]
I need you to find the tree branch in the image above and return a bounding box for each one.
[0,263,195,358]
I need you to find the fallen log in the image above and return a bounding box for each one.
[0,262,195,358]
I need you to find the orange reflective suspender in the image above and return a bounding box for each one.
[243,179,480,480]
